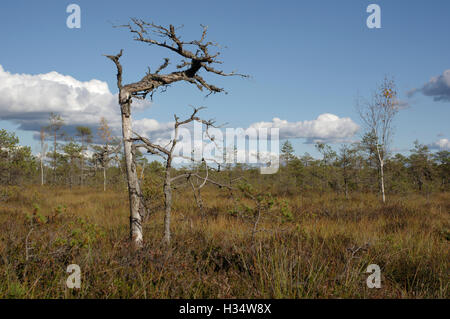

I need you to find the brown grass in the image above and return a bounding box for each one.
[0,185,448,298]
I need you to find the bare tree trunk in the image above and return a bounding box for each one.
[121,100,143,249]
[380,160,386,203]
[80,136,84,186]
[40,129,46,186]
[190,180,205,218]
[344,176,349,199]
[163,165,172,244]
[103,165,106,192]
[69,164,73,190]
[376,144,386,204]
[53,133,57,184]
[40,157,44,186]
[80,154,83,186]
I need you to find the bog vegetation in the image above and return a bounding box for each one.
[0,122,449,298]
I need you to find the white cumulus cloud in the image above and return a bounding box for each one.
[0,65,150,138]
[0,65,360,152]
[249,113,359,143]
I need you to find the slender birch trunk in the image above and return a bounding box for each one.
[376,144,386,204]
[40,157,44,186]
[163,164,172,244]
[103,165,106,192]
[40,130,45,186]
[53,133,57,184]
[380,160,386,203]
[80,137,84,186]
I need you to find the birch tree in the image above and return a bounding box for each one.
[62,141,82,188]
[45,113,64,184]
[337,144,358,198]
[76,126,93,186]
[97,117,113,191]
[357,77,399,203]
[39,128,47,186]
[105,19,246,248]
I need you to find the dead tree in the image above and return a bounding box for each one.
[39,128,47,186]
[133,106,218,244]
[105,19,246,248]
[188,162,208,218]
[92,143,121,191]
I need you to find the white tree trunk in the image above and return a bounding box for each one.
[40,157,44,186]
[375,143,386,204]
[80,157,83,185]
[163,164,172,244]
[380,161,386,203]
[121,99,143,249]
[103,165,106,192]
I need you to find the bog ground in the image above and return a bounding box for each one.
[0,186,448,298]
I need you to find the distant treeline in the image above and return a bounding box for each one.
[1,127,448,196]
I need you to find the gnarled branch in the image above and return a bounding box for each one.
[106,19,248,97]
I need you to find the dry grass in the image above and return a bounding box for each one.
[0,185,448,298]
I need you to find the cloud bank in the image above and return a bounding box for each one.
[249,113,359,143]
[0,65,150,139]
[0,66,359,150]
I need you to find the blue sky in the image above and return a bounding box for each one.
[0,0,449,157]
